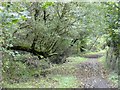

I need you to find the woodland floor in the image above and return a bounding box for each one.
[76,56,111,88]
[0,52,2,88]
[2,51,118,88]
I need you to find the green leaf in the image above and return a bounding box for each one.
[12,19,19,23]
[21,15,27,20]
[42,2,54,9]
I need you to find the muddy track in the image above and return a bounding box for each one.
[75,56,112,88]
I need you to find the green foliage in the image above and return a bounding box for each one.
[98,56,106,64]
[3,60,30,83]
[47,57,87,75]
[42,2,54,9]
[3,75,79,88]
[105,2,119,48]
[1,2,109,61]
[98,55,109,70]
[52,75,78,88]
[3,56,85,88]
[105,2,120,73]
[108,72,118,87]
[1,2,119,88]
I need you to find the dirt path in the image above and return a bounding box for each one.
[0,52,2,80]
[75,56,112,88]
[0,52,2,88]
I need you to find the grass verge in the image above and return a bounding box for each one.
[3,56,86,88]
[81,50,106,58]
[3,75,79,88]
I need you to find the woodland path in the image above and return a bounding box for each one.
[75,54,113,88]
[0,52,2,88]
[0,52,2,80]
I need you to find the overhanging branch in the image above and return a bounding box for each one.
[7,45,48,59]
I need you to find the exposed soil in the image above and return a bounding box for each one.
[0,52,2,88]
[75,55,114,88]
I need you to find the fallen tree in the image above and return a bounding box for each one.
[7,38,79,64]
[7,45,58,59]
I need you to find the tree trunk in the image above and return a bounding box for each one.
[106,47,119,73]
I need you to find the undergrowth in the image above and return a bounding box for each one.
[3,56,86,88]
[98,55,118,88]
